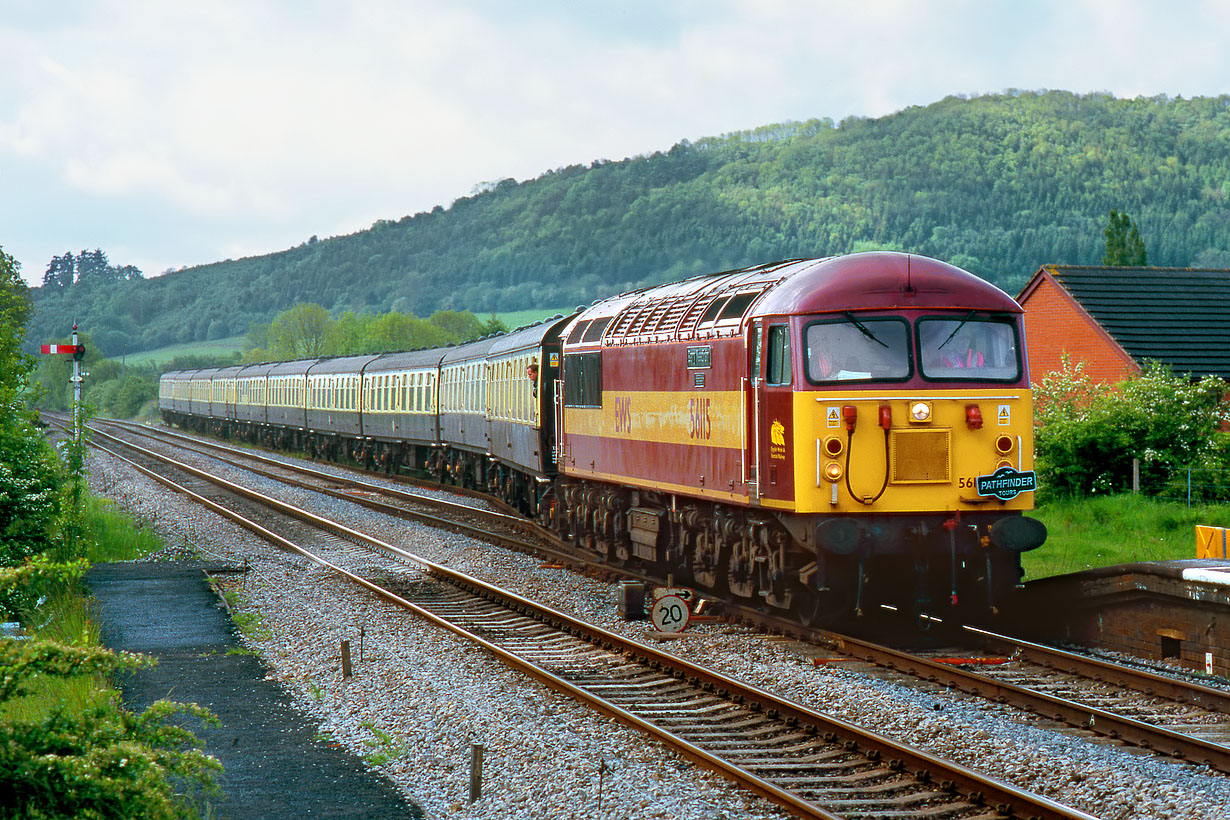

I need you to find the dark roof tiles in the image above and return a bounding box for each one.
[1041,265,1230,378]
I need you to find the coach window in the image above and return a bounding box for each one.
[766,325,792,386]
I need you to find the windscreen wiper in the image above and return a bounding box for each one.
[843,312,888,348]
[938,311,978,349]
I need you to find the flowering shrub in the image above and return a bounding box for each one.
[1034,357,1230,499]
[0,561,221,819]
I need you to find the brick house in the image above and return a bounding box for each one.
[1016,265,1230,383]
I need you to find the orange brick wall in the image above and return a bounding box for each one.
[1020,275,1139,384]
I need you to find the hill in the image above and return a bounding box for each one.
[26,89,1230,357]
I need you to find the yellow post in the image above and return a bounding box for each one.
[1196,525,1229,559]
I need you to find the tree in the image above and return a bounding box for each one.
[1102,210,1147,266]
[365,312,446,353]
[1034,357,1228,497]
[267,302,332,359]
[0,246,33,393]
[42,253,75,290]
[1,246,66,601]
[426,310,486,343]
[74,248,112,286]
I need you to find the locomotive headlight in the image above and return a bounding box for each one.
[995,435,1014,455]
[823,461,844,482]
[910,401,932,423]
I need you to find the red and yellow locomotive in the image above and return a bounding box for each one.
[554,252,1045,625]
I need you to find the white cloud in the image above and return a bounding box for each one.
[4,0,1230,283]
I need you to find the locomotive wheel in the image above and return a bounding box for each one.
[791,581,850,628]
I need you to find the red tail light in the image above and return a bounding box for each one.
[965,404,983,429]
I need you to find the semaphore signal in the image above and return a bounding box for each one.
[40,324,86,452]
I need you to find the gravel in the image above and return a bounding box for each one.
[87,436,1230,820]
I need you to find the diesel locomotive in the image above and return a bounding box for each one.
[160,252,1046,626]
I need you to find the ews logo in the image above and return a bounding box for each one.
[613,396,633,434]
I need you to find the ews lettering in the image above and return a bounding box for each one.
[613,396,633,434]
[688,397,711,440]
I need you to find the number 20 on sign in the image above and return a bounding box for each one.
[650,595,690,633]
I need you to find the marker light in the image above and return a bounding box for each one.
[824,436,844,457]
[965,404,983,429]
[995,435,1014,455]
[910,401,932,423]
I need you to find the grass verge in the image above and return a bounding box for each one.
[1024,493,1230,579]
[0,496,167,723]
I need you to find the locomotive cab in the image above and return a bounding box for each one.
[748,254,1046,626]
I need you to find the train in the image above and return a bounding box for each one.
[160,252,1046,627]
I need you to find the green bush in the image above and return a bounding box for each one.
[2,244,221,817]
[1033,358,1229,500]
[0,561,222,820]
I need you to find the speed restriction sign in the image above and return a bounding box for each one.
[650,594,690,633]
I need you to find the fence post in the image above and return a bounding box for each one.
[469,743,484,803]
[1188,467,1192,508]
[1132,459,1140,494]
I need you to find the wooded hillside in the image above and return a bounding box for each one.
[28,90,1230,357]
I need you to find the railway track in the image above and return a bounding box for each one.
[75,416,1230,778]
[68,417,1095,820]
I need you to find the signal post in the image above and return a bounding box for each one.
[40,324,87,450]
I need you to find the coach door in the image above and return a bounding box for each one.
[751,321,793,506]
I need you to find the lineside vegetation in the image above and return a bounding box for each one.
[1,244,220,819]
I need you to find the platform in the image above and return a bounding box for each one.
[85,561,425,819]
[1015,559,1230,677]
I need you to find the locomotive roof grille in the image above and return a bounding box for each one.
[581,316,611,343]
[566,319,591,344]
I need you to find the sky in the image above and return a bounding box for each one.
[3,0,1230,287]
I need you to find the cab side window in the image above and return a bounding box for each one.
[766,325,791,385]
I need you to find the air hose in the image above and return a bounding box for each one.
[844,426,891,505]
